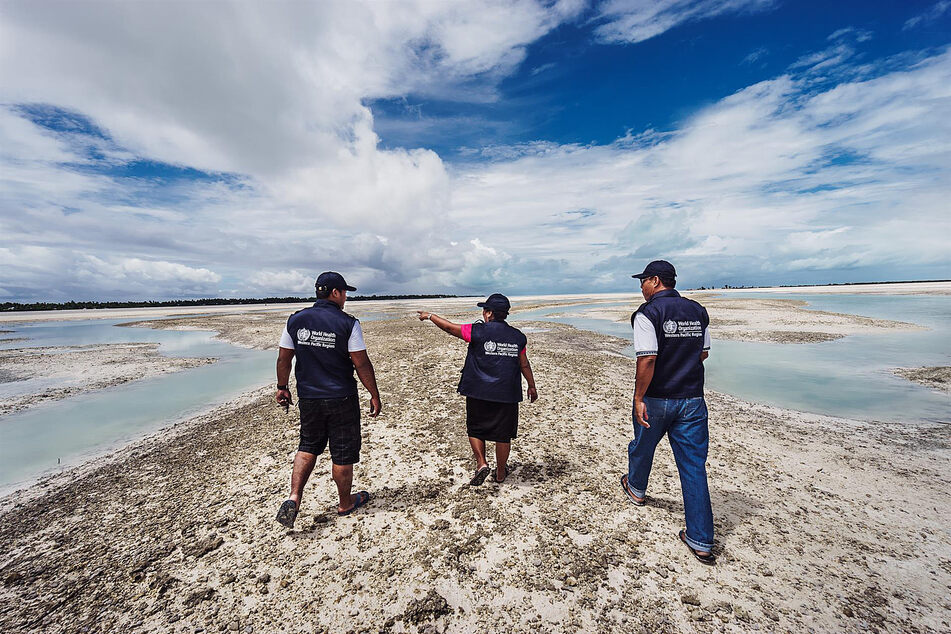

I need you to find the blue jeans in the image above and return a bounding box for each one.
[627,396,714,551]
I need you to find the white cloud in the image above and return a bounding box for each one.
[903,1,950,30]
[594,0,775,44]
[246,270,315,296]
[80,256,220,284]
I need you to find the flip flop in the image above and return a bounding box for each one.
[492,466,510,483]
[469,466,491,486]
[338,491,370,516]
[679,530,716,565]
[276,500,298,528]
[620,475,646,506]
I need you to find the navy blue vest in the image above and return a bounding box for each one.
[286,300,359,399]
[632,289,709,398]
[458,320,527,403]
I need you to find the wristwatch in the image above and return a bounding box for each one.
[277,384,288,390]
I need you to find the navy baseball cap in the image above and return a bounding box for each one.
[632,260,676,281]
[477,293,511,312]
[315,271,356,292]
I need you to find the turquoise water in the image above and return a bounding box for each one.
[513,294,950,425]
[0,319,274,492]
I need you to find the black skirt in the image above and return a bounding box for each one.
[466,397,518,442]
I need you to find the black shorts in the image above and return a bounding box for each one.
[298,396,361,465]
[466,397,518,442]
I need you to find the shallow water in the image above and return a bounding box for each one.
[0,319,274,492]
[513,294,950,425]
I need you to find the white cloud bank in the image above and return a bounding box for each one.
[451,49,951,288]
[0,2,949,300]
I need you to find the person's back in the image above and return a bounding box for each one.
[632,290,709,399]
[287,299,359,399]
[458,319,528,404]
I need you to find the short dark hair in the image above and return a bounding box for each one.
[316,287,332,299]
[659,276,676,288]
[489,309,509,321]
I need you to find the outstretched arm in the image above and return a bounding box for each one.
[519,353,538,402]
[350,349,382,417]
[417,311,464,339]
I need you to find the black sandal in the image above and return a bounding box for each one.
[469,466,491,486]
[620,475,646,506]
[276,500,298,528]
[679,530,716,565]
[492,466,510,483]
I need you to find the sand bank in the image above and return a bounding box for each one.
[548,294,920,344]
[711,281,951,296]
[893,366,951,395]
[1,305,948,633]
[0,343,215,416]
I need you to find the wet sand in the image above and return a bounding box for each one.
[1,298,949,633]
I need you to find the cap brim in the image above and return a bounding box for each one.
[476,302,488,308]
[631,272,650,279]
[345,285,357,291]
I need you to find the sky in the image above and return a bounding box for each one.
[1,0,949,301]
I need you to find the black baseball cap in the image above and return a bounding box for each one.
[632,260,676,281]
[315,271,356,292]
[477,293,511,312]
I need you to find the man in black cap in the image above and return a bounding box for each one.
[274,271,382,528]
[417,293,538,486]
[620,260,716,565]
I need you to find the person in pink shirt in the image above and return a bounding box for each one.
[418,293,538,486]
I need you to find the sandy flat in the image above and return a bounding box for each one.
[0,301,949,633]
[710,281,951,295]
[0,343,216,416]
[545,294,921,344]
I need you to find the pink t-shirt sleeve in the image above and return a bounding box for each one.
[519,346,527,356]
[461,323,472,342]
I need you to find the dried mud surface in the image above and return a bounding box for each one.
[0,343,215,416]
[1,309,949,633]
[893,366,951,395]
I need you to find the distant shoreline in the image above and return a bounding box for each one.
[688,279,951,291]
[5,279,950,311]
[0,294,470,313]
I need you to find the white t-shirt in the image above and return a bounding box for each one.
[632,312,710,357]
[279,320,366,352]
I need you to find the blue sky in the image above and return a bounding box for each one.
[372,1,951,156]
[1,0,949,301]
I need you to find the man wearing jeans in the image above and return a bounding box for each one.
[620,260,716,565]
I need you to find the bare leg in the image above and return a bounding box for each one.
[468,437,488,469]
[332,463,357,513]
[288,451,317,506]
[494,442,510,481]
